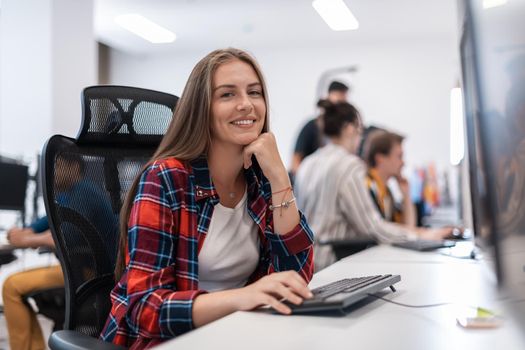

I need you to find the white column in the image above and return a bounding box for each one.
[0,0,96,159]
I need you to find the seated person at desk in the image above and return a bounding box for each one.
[294,101,451,271]
[101,48,314,349]
[363,130,416,226]
[2,154,115,350]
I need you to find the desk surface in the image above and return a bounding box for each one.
[342,242,481,265]
[155,245,524,350]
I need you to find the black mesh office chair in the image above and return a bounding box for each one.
[43,86,178,350]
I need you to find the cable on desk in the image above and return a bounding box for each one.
[369,294,525,309]
[367,294,455,308]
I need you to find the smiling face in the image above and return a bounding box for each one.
[210,59,266,147]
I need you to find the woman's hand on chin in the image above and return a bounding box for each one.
[242,132,289,185]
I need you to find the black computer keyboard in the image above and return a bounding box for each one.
[283,274,401,314]
[311,275,392,299]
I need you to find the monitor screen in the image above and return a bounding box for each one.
[459,3,493,251]
[459,0,525,323]
[0,162,29,211]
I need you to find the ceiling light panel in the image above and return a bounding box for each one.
[312,0,359,31]
[115,14,176,43]
[483,0,508,9]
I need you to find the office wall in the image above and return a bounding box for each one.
[0,0,53,159]
[0,0,96,160]
[51,0,97,140]
[106,37,459,176]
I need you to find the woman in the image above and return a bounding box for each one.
[101,48,314,349]
[295,101,451,271]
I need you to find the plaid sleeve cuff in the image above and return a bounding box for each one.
[159,289,208,337]
[266,211,314,256]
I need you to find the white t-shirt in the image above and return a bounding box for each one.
[198,191,260,292]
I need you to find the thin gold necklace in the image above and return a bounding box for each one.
[213,173,244,199]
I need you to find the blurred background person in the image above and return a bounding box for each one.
[295,101,452,271]
[290,81,349,176]
[363,130,417,227]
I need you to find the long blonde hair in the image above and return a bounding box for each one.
[115,48,270,279]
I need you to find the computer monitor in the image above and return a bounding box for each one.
[458,1,494,252]
[459,0,525,325]
[0,161,29,222]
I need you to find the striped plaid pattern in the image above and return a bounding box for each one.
[101,156,314,349]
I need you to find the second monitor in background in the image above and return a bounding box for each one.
[0,161,29,225]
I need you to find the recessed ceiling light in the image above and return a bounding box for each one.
[115,14,176,44]
[483,0,508,9]
[312,0,359,31]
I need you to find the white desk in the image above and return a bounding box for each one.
[343,242,481,265]
[155,245,524,350]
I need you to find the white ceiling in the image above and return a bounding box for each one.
[95,0,459,55]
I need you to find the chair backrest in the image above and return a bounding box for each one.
[42,85,178,337]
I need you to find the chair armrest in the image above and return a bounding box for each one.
[23,287,65,325]
[24,286,64,302]
[319,237,378,247]
[49,330,127,350]
[319,238,378,260]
